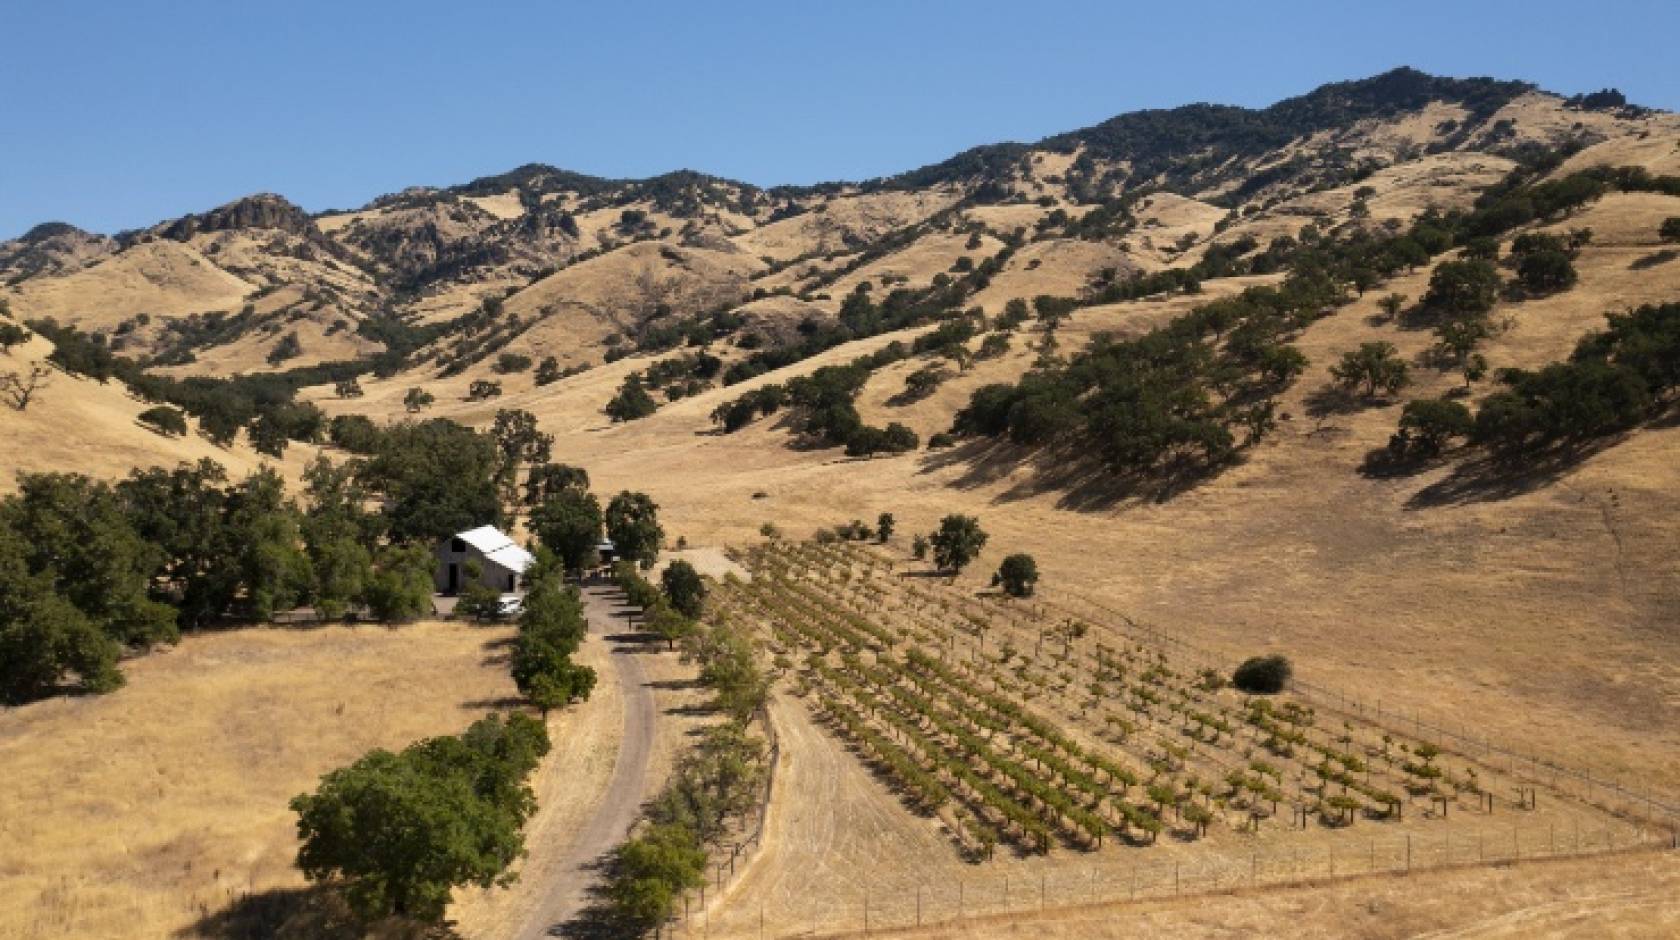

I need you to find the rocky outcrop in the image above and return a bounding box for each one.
[156,193,320,241]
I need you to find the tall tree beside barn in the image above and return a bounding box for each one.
[606,491,664,570]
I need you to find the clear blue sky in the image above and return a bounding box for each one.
[4,0,1678,239]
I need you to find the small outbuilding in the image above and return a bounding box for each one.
[436,525,535,595]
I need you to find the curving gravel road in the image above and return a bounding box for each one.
[516,583,657,939]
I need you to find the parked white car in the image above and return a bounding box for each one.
[496,594,524,618]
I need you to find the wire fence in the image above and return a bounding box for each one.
[683,703,783,921]
[684,823,1674,937]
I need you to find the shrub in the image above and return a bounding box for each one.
[1389,398,1473,457]
[494,353,533,374]
[1330,342,1410,397]
[137,405,188,437]
[605,378,657,422]
[403,387,435,412]
[266,331,303,365]
[328,414,383,453]
[1232,655,1292,693]
[534,356,563,385]
[0,322,30,352]
[1422,258,1500,318]
[1661,217,1680,243]
[1515,250,1578,294]
[994,553,1039,597]
[466,379,502,401]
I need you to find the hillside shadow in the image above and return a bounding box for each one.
[1303,384,1392,418]
[180,885,372,940]
[461,695,526,709]
[1630,249,1678,271]
[917,437,1228,512]
[1403,439,1621,509]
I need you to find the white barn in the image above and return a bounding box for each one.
[436,525,535,594]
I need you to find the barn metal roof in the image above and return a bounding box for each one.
[455,525,535,573]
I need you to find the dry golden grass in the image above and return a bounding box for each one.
[967,239,1139,314]
[495,240,762,371]
[1,239,253,331]
[0,332,321,493]
[825,233,1005,301]
[0,620,520,940]
[10,88,1680,938]
[796,848,1680,939]
[735,190,963,263]
[698,542,1644,938]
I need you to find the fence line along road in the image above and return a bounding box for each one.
[685,823,1673,937]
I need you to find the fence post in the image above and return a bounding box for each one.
[1405,834,1411,873]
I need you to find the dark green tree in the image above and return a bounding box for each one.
[606,491,663,569]
[1515,250,1578,294]
[534,356,564,386]
[490,409,553,502]
[1422,258,1500,319]
[530,489,603,572]
[1233,655,1292,693]
[403,387,435,413]
[137,405,188,437]
[0,522,124,702]
[290,713,549,922]
[1389,398,1473,458]
[225,468,311,620]
[247,410,290,458]
[605,377,657,422]
[3,472,175,647]
[363,542,435,622]
[1331,342,1411,398]
[930,514,987,574]
[359,420,501,543]
[522,463,589,506]
[994,553,1039,597]
[661,559,706,619]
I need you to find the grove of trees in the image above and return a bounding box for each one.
[0,456,445,704]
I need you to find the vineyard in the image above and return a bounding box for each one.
[712,539,1652,875]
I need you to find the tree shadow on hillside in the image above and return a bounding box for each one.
[916,437,1220,512]
[181,885,378,940]
[1303,384,1388,419]
[1630,249,1678,271]
[461,695,526,710]
[1402,439,1621,509]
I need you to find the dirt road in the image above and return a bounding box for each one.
[516,583,658,939]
